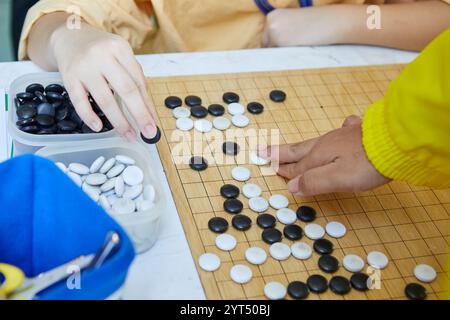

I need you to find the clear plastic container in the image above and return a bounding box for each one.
[36,138,165,254]
[8,73,117,155]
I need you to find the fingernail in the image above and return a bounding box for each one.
[288,178,300,194]
[143,125,156,139]
[124,130,136,142]
[90,120,102,132]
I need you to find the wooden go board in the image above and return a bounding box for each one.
[146,65,450,300]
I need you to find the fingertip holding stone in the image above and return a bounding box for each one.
[141,126,161,144]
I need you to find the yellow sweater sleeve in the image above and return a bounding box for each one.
[18,0,154,60]
[362,28,450,189]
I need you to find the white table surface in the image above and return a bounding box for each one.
[0,45,418,300]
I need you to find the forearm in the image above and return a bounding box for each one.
[335,1,450,51]
[28,12,70,71]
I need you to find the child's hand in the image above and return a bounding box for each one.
[50,23,157,140]
[258,116,390,197]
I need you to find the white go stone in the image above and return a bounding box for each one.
[194,119,213,133]
[82,182,101,196]
[343,254,365,273]
[276,208,297,225]
[269,242,291,261]
[100,178,116,193]
[85,173,107,186]
[99,195,111,210]
[414,264,437,283]
[172,107,191,119]
[176,118,194,131]
[245,247,267,265]
[367,251,389,269]
[107,194,119,206]
[250,151,270,166]
[325,221,347,238]
[106,164,126,179]
[242,183,262,198]
[123,165,144,186]
[67,172,82,187]
[269,194,289,210]
[89,156,105,173]
[304,223,325,240]
[115,155,136,165]
[230,265,253,284]
[212,117,231,131]
[112,198,136,215]
[227,103,245,115]
[143,184,156,203]
[123,184,143,200]
[102,189,116,197]
[56,162,68,173]
[115,175,125,197]
[249,197,269,213]
[136,200,154,212]
[99,158,116,174]
[198,253,221,272]
[231,166,251,182]
[215,234,237,251]
[264,282,287,300]
[86,190,100,203]
[69,163,90,175]
[291,242,313,260]
[231,114,249,128]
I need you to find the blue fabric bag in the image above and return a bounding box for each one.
[0,155,135,299]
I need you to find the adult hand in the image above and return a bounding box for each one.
[50,23,157,140]
[258,116,391,197]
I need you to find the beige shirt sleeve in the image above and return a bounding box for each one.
[18,0,155,60]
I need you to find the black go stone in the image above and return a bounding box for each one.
[208,217,229,234]
[223,199,243,214]
[208,104,225,117]
[185,95,202,107]
[37,103,55,117]
[164,96,182,109]
[329,276,351,295]
[26,83,44,94]
[232,214,252,231]
[36,115,55,128]
[55,105,70,121]
[45,83,65,94]
[34,91,47,103]
[307,275,328,294]
[223,92,240,104]
[17,105,37,120]
[190,106,208,118]
[16,118,36,127]
[222,141,240,156]
[220,184,240,199]
[247,102,264,114]
[37,126,57,135]
[57,120,77,132]
[350,273,370,292]
[287,281,309,300]
[45,91,63,103]
[405,283,427,300]
[318,255,339,273]
[262,228,282,244]
[189,156,208,171]
[296,206,316,222]
[20,125,39,134]
[270,90,286,102]
[313,238,334,255]
[16,92,35,102]
[141,127,162,144]
[257,214,276,229]
[283,224,303,241]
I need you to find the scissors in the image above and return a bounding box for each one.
[0,231,121,300]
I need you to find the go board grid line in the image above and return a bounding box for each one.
[148,65,449,300]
